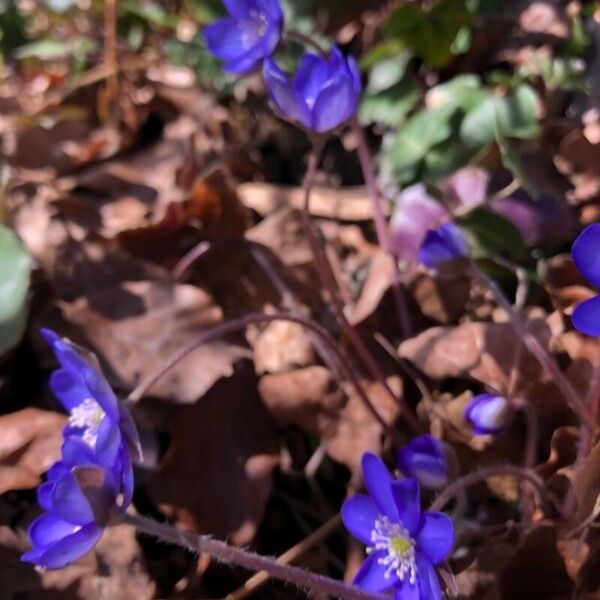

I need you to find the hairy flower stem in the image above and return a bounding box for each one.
[471,264,596,433]
[126,311,395,437]
[120,513,384,600]
[430,465,549,514]
[301,143,420,433]
[352,120,412,339]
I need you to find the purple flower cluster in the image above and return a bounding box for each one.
[204,0,362,133]
[342,452,453,599]
[21,330,140,569]
[571,224,600,336]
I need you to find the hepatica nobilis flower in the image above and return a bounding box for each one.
[342,453,454,599]
[418,222,470,270]
[571,223,600,336]
[21,329,140,569]
[464,393,511,435]
[397,435,448,490]
[204,0,283,74]
[263,46,362,133]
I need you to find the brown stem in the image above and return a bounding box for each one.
[102,0,119,117]
[120,513,383,600]
[430,465,549,514]
[301,143,420,434]
[126,311,394,436]
[471,265,596,433]
[285,29,328,56]
[352,120,412,339]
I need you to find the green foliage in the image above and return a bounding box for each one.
[0,224,30,357]
[0,0,26,58]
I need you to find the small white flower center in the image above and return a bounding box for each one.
[368,515,418,585]
[68,398,106,448]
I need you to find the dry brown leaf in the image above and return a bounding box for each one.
[409,272,471,324]
[0,408,65,495]
[61,280,247,403]
[147,367,279,545]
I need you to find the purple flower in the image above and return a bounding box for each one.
[204,0,283,74]
[571,224,600,336]
[418,222,470,270]
[464,393,511,435]
[263,46,362,133]
[397,436,448,490]
[341,453,453,599]
[21,329,140,569]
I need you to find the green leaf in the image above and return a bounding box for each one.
[386,0,473,67]
[366,54,411,93]
[0,224,30,356]
[427,74,486,112]
[458,207,526,259]
[388,104,456,171]
[359,80,420,127]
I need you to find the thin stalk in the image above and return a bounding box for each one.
[430,465,549,514]
[301,143,420,434]
[512,399,538,469]
[102,0,119,116]
[120,513,384,600]
[285,29,328,56]
[471,264,596,433]
[352,120,412,338]
[126,312,394,436]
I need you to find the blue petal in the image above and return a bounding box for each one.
[61,437,97,467]
[572,223,600,288]
[46,462,69,483]
[347,54,362,96]
[294,52,329,108]
[390,478,420,535]
[464,394,511,435]
[341,494,379,544]
[83,368,119,422]
[311,76,356,132]
[572,296,600,336]
[263,58,310,126]
[204,17,252,61]
[49,369,88,411]
[353,550,398,592]
[361,452,399,521]
[393,579,419,600]
[22,523,102,569]
[416,551,442,600]
[28,513,79,548]
[37,482,55,511]
[397,436,448,490]
[416,512,454,565]
[95,416,122,467]
[51,471,94,525]
[440,223,470,257]
[118,443,134,509]
[223,0,252,19]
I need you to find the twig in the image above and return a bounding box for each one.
[120,513,382,600]
[226,515,342,600]
[285,29,329,56]
[102,0,119,118]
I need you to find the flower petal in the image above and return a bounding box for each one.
[49,369,88,411]
[51,471,94,525]
[95,415,122,467]
[341,494,379,544]
[23,522,102,569]
[572,223,600,288]
[37,482,54,511]
[390,478,420,535]
[294,52,329,108]
[263,58,310,126]
[311,76,356,132]
[223,0,252,19]
[353,549,398,592]
[393,579,420,600]
[416,551,442,600]
[416,512,454,565]
[28,513,79,548]
[83,368,119,422]
[572,296,600,337]
[118,443,134,509]
[361,452,399,521]
[464,393,511,435]
[61,437,97,467]
[204,17,252,60]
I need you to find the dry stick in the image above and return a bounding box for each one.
[301,144,420,434]
[471,265,596,433]
[126,311,393,435]
[352,120,412,339]
[430,465,549,514]
[226,515,342,600]
[103,0,119,114]
[120,513,383,600]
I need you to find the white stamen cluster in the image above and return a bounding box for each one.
[368,515,418,584]
[68,398,106,448]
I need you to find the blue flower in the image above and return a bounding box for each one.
[571,224,600,336]
[342,453,454,599]
[263,46,362,133]
[397,436,448,490]
[464,393,511,435]
[418,222,470,270]
[21,329,140,569]
[204,0,283,74]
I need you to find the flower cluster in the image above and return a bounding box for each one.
[342,452,453,599]
[204,0,362,133]
[571,223,600,336]
[21,329,140,569]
